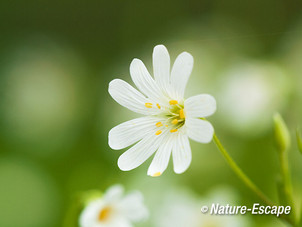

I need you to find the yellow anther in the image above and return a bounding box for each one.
[170,129,178,133]
[169,100,178,105]
[152,172,161,177]
[145,103,153,108]
[155,130,162,135]
[172,119,179,125]
[179,109,185,119]
[156,103,161,109]
[165,125,168,127]
[156,122,163,127]
[98,206,112,221]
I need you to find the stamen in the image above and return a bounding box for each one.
[145,103,153,108]
[171,119,178,125]
[156,122,163,127]
[179,109,185,119]
[155,130,162,135]
[170,129,178,133]
[156,103,161,109]
[98,207,111,221]
[165,125,168,127]
[152,172,161,177]
[169,100,178,105]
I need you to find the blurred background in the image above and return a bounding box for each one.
[0,0,302,226]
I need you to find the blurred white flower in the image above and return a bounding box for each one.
[153,188,249,227]
[280,24,302,109]
[108,45,216,176]
[0,41,87,153]
[79,185,148,227]
[218,61,291,136]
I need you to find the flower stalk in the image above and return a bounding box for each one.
[213,133,273,206]
[213,132,295,225]
[273,113,297,224]
[297,128,302,155]
[277,150,296,220]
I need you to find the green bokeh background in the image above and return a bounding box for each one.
[0,1,301,226]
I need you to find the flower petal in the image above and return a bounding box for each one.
[79,198,105,227]
[172,133,192,174]
[153,45,170,92]
[184,94,217,118]
[109,217,133,227]
[170,52,193,99]
[109,117,160,150]
[118,131,167,171]
[104,184,124,202]
[147,136,173,177]
[130,58,166,103]
[118,191,149,222]
[108,79,160,115]
[185,118,214,143]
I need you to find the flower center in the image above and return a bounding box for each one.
[98,206,112,222]
[154,99,186,135]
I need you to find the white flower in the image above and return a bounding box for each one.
[108,45,216,176]
[79,185,148,227]
[153,188,250,227]
[218,61,290,136]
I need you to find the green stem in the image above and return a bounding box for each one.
[278,150,296,222]
[213,133,273,205]
[213,133,294,225]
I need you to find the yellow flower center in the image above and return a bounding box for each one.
[167,101,185,129]
[152,100,185,135]
[98,206,112,222]
[145,100,186,135]
[179,109,185,119]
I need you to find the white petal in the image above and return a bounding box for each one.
[130,58,166,102]
[170,52,193,99]
[118,191,149,222]
[104,184,124,202]
[147,137,173,177]
[153,45,170,92]
[109,117,160,150]
[185,118,214,143]
[107,216,133,227]
[118,131,168,171]
[172,133,192,174]
[109,79,160,115]
[184,94,217,118]
[79,199,105,227]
